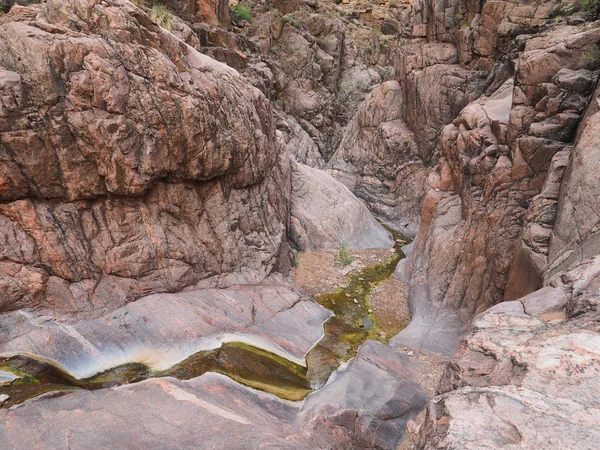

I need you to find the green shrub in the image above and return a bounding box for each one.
[231,3,252,22]
[582,46,600,68]
[579,0,598,10]
[334,242,355,266]
[283,15,302,29]
[151,4,172,31]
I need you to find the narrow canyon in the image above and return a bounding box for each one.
[0,0,599,448]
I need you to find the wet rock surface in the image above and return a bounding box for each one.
[0,275,331,379]
[2,0,600,448]
[0,341,428,450]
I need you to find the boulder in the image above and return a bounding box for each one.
[290,160,393,251]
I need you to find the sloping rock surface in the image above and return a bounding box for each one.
[290,159,393,251]
[0,275,331,377]
[0,341,427,450]
[415,259,600,449]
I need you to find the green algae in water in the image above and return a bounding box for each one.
[159,342,311,401]
[1,224,411,406]
[307,225,411,386]
[0,342,312,408]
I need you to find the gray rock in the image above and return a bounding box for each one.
[0,341,428,450]
[290,160,393,251]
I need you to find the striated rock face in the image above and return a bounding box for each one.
[546,78,600,278]
[0,0,290,315]
[396,42,486,162]
[406,5,600,445]
[290,159,393,251]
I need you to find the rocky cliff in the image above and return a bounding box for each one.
[0,0,290,317]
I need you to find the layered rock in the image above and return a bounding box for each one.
[0,275,331,377]
[0,0,290,315]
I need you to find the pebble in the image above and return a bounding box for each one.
[353,299,358,304]
[407,351,414,356]
[367,308,372,313]
[0,394,9,406]
[345,293,350,298]
[358,277,364,281]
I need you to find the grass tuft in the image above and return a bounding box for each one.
[151,4,172,32]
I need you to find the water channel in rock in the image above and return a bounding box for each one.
[0,225,410,408]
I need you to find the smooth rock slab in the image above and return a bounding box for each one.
[290,160,393,251]
[0,276,332,378]
[0,341,428,450]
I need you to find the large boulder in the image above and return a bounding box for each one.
[0,0,290,315]
[290,160,393,251]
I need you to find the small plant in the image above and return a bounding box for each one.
[579,0,598,10]
[336,81,345,98]
[231,3,252,22]
[151,4,172,31]
[131,0,146,6]
[334,242,355,266]
[316,38,327,48]
[292,257,299,268]
[283,15,302,29]
[315,55,322,64]
[582,45,600,68]
[550,3,579,18]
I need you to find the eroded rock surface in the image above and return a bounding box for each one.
[0,0,290,315]
[0,341,427,450]
[414,259,600,449]
[0,275,331,378]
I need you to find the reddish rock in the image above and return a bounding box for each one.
[0,0,290,314]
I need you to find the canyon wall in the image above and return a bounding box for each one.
[394,0,600,355]
[0,0,290,317]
